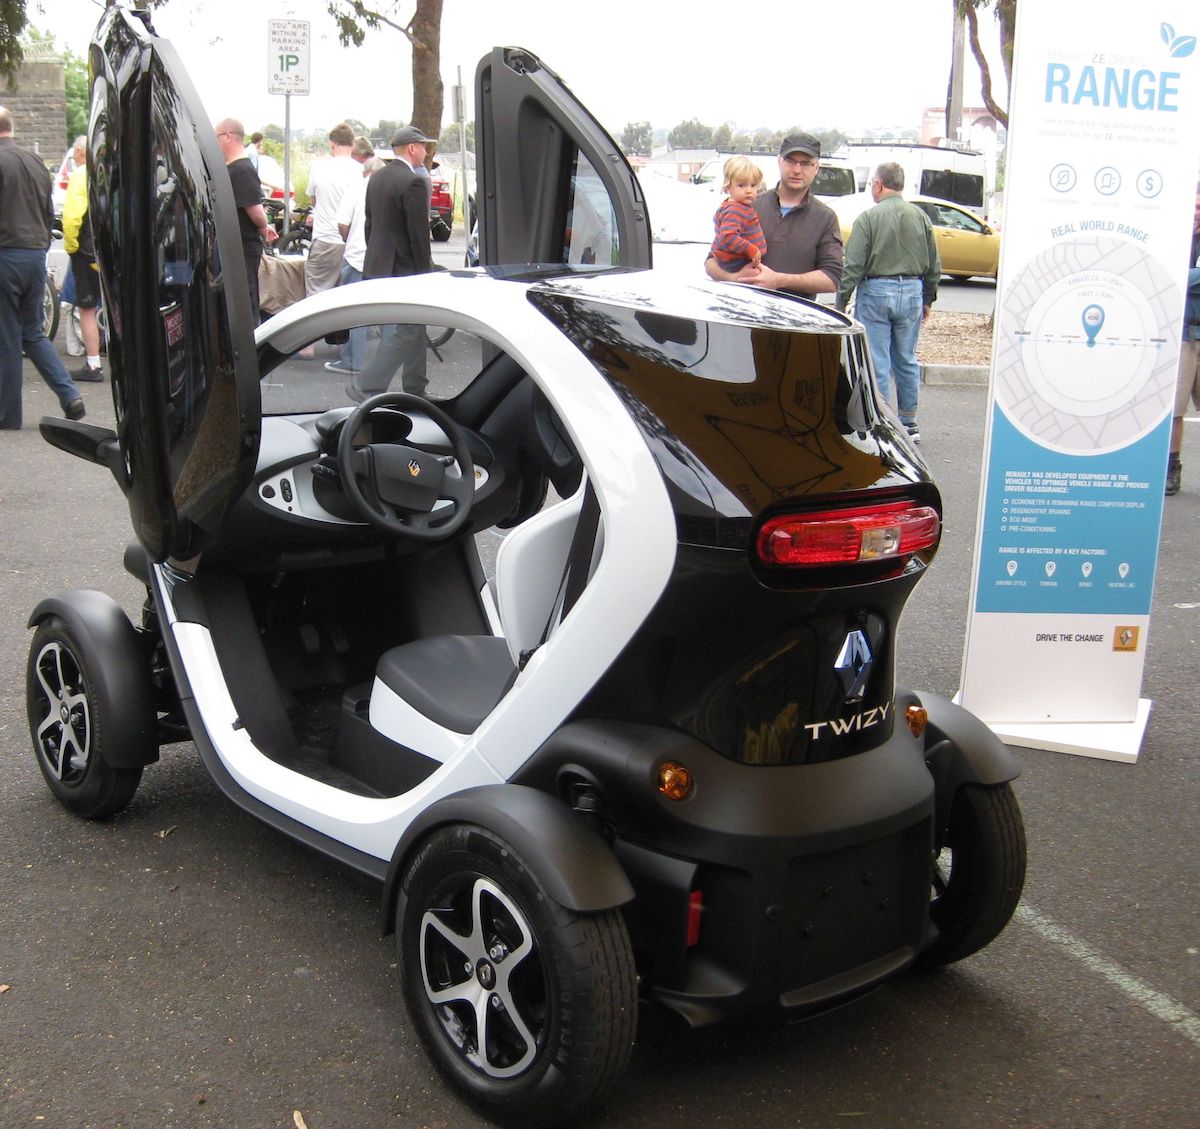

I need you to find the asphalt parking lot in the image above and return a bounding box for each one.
[0,287,1196,1128]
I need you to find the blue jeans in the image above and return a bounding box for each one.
[0,247,82,428]
[339,263,365,371]
[856,277,923,425]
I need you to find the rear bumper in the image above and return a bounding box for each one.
[518,690,1018,1026]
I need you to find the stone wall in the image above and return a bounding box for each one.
[2,44,67,164]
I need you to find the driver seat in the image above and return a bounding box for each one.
[368,486,595,752]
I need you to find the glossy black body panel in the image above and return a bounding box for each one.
[89,7,260,563]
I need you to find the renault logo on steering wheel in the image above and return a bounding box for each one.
[407,459,421,477]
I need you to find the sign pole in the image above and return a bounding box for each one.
[283,93,291,235]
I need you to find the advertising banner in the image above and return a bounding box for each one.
[959,3,1200,759]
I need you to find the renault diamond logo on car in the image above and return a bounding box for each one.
[834,629,873,704]
[407,459,421,477]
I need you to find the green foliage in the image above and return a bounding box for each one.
[667,119,715,150]
[620,120,652,156]
[2,0,29,85]
[63,48,87,139]
[436,119,474,154]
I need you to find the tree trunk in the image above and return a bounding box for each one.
[410,0,443,166]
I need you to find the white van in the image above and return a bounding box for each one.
[689,152,858,202]
[836,141,989,219]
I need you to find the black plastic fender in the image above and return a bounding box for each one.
[381,784,635,934]
[909,689,1021,848]
[28,590,159,768]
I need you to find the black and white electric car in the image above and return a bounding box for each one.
[26,8,1026,1127]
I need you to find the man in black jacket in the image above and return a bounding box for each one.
[0,107,84,428]
[355,124,435,399]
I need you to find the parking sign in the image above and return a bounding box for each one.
[268,20,310,96]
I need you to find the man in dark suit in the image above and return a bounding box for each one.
[354,124,435,399]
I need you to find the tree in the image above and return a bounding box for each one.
[63,48,87,138]
[327,1,444,160]
[1,0,28,84]
[956,0,1016,128]
[667,119,714,150]
[620,120,652,156]
[436,119,474,154]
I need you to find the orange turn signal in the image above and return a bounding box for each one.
[905,704,928,738]
[657,761,693,800]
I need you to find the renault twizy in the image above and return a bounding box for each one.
[26,8,1026,1127]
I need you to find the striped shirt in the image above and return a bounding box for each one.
[711,198,767,265]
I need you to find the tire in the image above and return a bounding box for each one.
[43,276,60,341]
[276,228,311,255]
[397,824,636,1128]
[426,325,455,349]
[26,617,144,819]
[919,782,1026,968]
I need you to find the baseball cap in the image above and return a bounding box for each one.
[390,125,434,146]
[779,132,821,159]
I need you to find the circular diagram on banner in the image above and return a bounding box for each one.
[994,237,1178,453]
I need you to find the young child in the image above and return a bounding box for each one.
[710,156,767,272]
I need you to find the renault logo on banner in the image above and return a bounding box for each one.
[834,630,873,704]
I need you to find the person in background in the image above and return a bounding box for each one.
[214,117,277,321]
[710,156,766,272]
[354,124,435,401]
[243,131,263,172]
[835,161,940,444]
[325,155,386,376]
[1166,182,1200,496]
[351,135,375,165]
[304,122,361,299]
[61,134,103,383]
[704,132,843,300]
[0,106,84,427]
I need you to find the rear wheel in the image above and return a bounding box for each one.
[398,825,636,1128]
[920,782,1026,967]
[27,618,144,819]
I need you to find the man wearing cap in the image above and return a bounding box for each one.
[355,124,436,400]
[705,132,843,300]
[835,162,939,444]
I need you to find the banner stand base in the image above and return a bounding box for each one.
[980,698,1153,764]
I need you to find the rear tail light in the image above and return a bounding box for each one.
[756,501,940,568]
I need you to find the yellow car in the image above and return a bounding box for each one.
[838,196,1001,281]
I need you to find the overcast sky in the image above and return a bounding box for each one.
[39,0,1005,139]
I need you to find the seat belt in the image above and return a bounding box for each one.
[518,480,600,670]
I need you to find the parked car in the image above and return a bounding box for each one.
[690,151,859,201]
[50,147,78,219]
[30,13,1025,1128]
[912,195,1001,280]
[837,195,1001,281]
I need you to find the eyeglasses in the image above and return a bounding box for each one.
[782,155,818,169]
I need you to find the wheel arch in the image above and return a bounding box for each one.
[381,784,635,935]
[28,590,159,768]
[912,689,1021,846]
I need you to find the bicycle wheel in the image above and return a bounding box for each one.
[43,276,60,340]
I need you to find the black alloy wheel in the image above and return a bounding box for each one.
[398,824,636,1128]
[27,618,143,819]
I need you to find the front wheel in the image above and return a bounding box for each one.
[27,618,145,819]
[397,825,636,1128]
[919,782,1026,968]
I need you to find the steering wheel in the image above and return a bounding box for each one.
[336,392,475,541]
